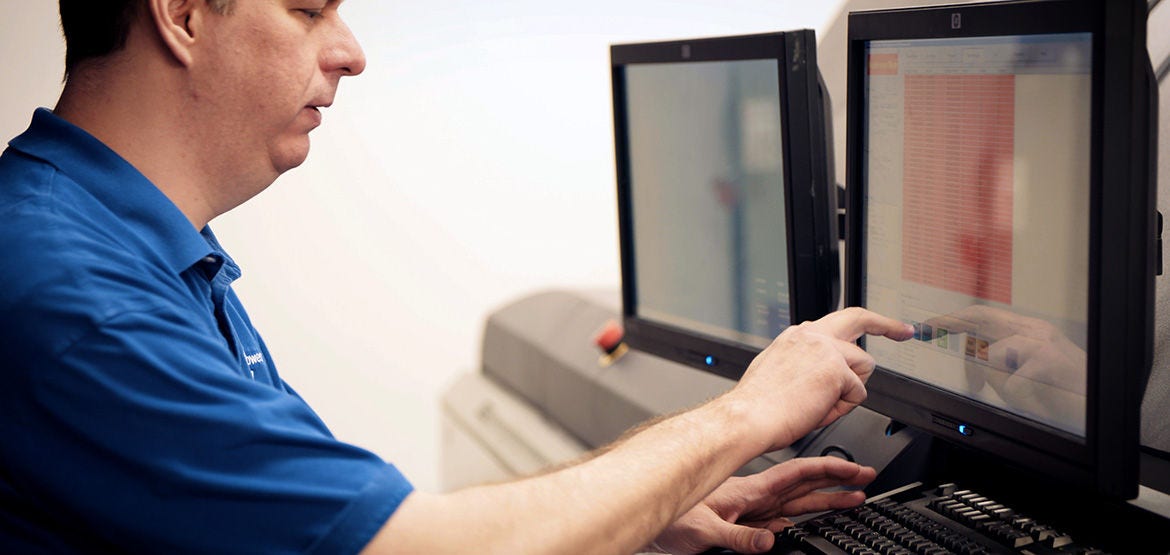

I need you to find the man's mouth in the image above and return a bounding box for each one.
[304,105,324,127]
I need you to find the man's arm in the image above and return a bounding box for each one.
[376,397,761,554]
[363,308,913,554]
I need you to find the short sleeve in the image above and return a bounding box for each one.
[0,302,413,554]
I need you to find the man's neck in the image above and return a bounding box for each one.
[55,65,221,230]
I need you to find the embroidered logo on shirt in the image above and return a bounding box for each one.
[244,352,266,367]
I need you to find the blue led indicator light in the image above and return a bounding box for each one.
[705,356,716,366]
[958,425,972,436]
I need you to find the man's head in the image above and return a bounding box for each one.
[54,1,366,227]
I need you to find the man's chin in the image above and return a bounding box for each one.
[272,139,312,174]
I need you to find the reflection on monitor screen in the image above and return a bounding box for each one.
[626,59,790,350]
[862,34,1092,436]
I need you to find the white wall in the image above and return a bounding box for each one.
[0,5,66,144]
[1,2,845,491]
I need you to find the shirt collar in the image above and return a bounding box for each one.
[7,108,224,275]
[200,226,242,282]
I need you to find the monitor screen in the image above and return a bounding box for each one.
[613,31,839,379]
[846,0,1156,499]
[626,58,791,350]
[862,33,1093,437]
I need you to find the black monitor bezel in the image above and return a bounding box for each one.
[612,31,839,381]
[845,0,1154,499]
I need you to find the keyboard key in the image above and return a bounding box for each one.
[989,507,1014,520]
[1045,534,1074,548]
[966,513,991,524]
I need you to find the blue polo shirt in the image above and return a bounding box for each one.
[0,109,413,553]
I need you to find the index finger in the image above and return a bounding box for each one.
[808,307,915,343]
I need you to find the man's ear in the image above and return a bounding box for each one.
[146,0,207,67]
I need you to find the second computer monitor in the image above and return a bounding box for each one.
[612,31,839,380]
[846,0,1156,499]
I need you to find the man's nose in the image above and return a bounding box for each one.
[324,18,366,77]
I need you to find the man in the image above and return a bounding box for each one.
[0,0,915,553]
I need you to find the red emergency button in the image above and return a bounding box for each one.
[593,320,628,367]
[593,320,625,354]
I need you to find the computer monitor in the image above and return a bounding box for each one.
[612,31,839,380]
[846,0,1157,499]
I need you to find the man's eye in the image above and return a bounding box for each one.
[298,9,323,20]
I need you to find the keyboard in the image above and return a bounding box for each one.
[767,482,1109,555]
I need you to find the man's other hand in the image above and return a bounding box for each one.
[650,457,877,554]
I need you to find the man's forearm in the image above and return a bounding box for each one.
[364,308,915,554]
[365,394,771,555]
[553,396,770,550]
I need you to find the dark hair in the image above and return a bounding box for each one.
[58,0,233,79]
[58,0,145,79]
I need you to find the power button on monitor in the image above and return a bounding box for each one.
[934,415,975,437]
